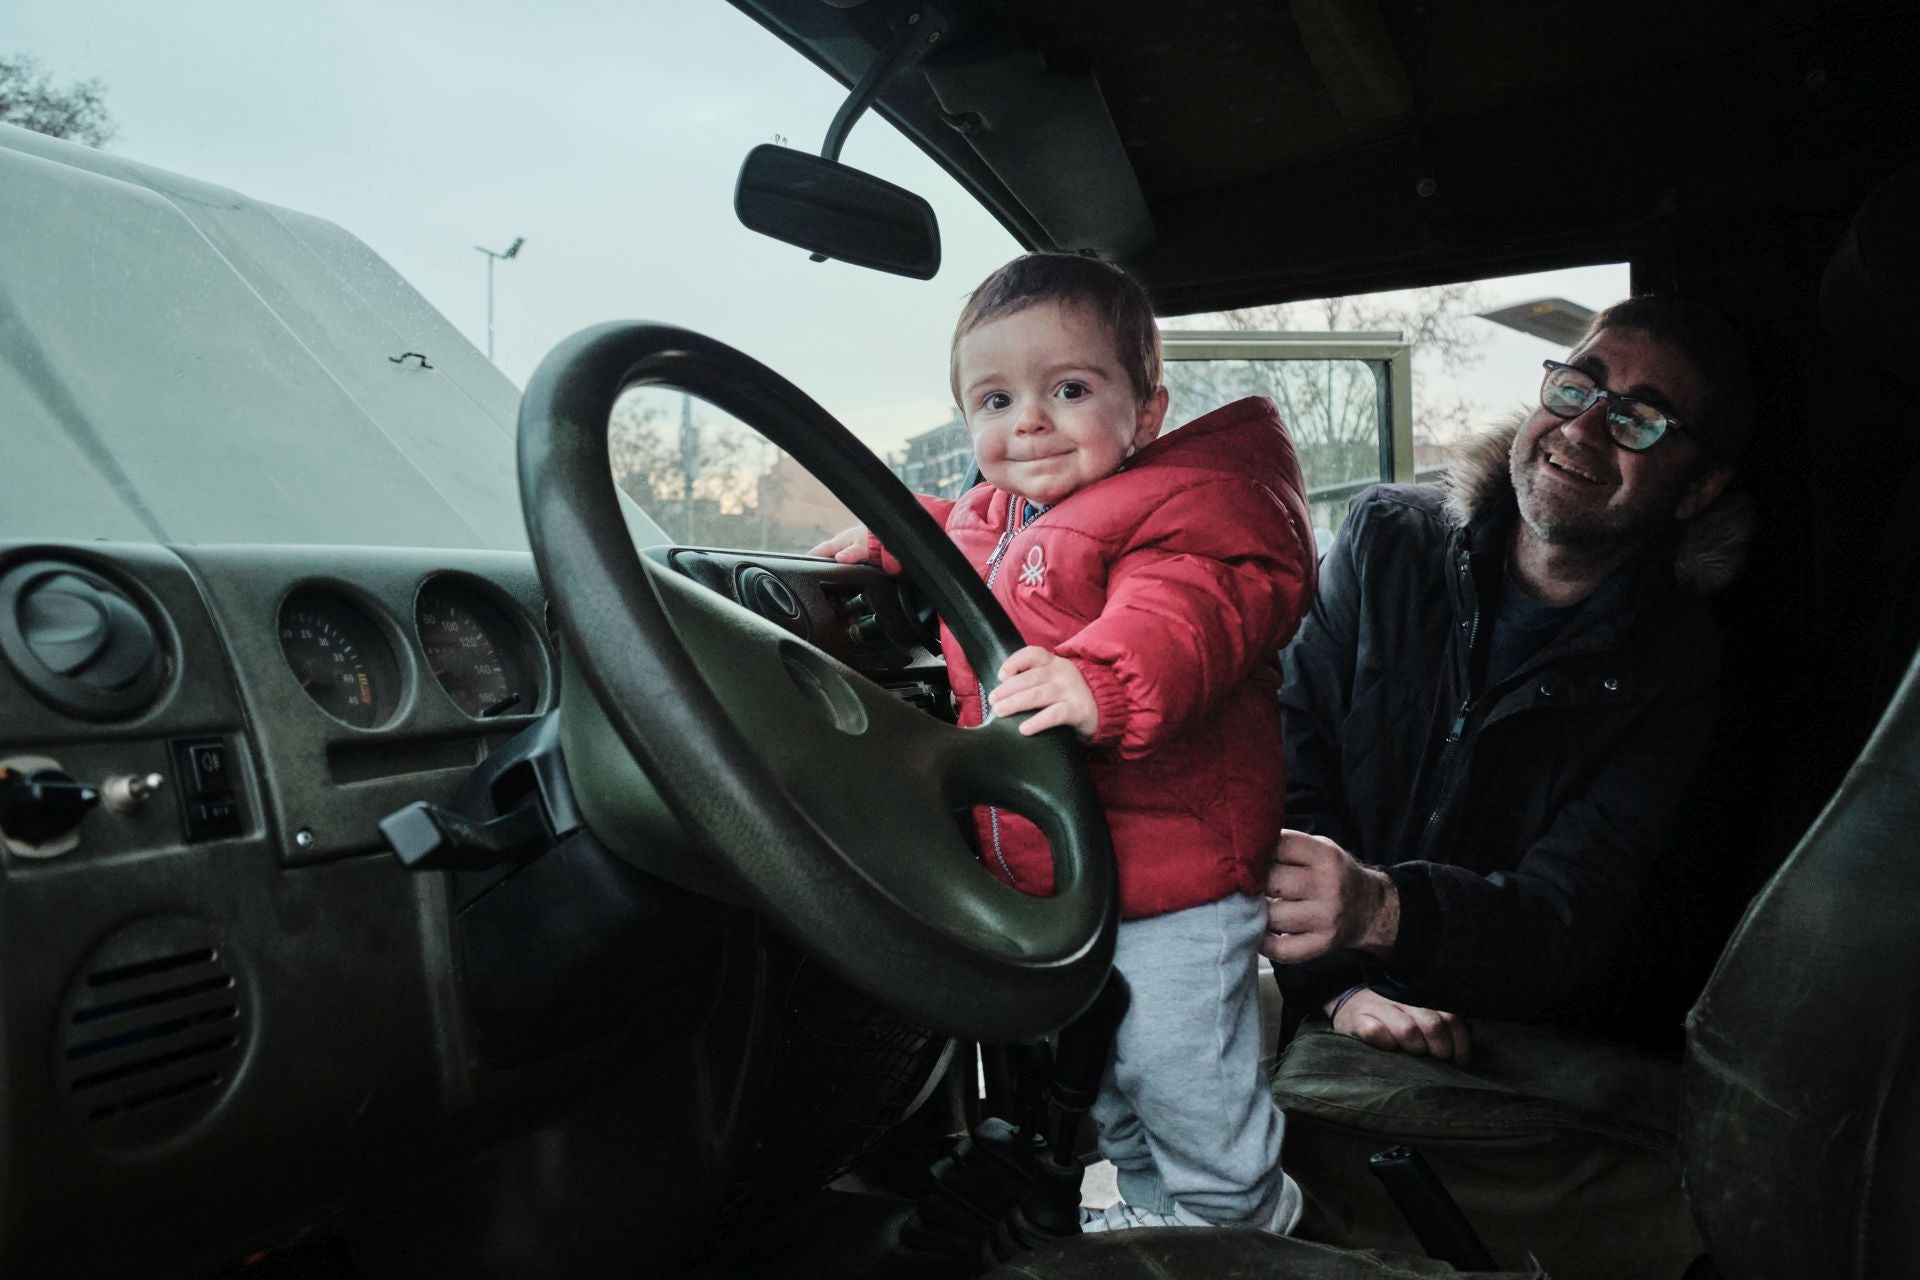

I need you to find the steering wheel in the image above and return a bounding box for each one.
[517,322,1116,1042]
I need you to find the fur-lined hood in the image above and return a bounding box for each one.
[1442,414,1756,595]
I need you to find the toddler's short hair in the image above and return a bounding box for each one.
[950,254,1162,406]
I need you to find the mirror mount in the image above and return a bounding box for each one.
[819,4,951,164]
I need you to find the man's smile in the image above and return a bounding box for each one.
[1542,448,1611,486]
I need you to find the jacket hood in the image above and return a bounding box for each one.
[1133,395,1300,484]
[960,396,1305,533]
[1442,414,1755,595]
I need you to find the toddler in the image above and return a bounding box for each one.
[813,253,1314,1232]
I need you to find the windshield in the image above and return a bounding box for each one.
[8,4,1621,550]
[5,5,1022,548]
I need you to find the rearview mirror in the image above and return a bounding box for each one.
[734,144,941,280]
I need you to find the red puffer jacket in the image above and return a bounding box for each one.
[878,397,1317,919]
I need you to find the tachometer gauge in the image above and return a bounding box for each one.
[277,590,398,729]
[415,580,537,719]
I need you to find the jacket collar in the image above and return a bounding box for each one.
[1441,414,1756,596]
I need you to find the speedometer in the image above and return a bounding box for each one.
[277,590,397,729]
[414,580,537,719]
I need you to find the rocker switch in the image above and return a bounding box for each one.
[171,737,243,842]
[187,742,231,795]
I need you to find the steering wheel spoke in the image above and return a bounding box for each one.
[644,558,952,797]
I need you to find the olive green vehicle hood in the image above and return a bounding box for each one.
[0,121,528,549]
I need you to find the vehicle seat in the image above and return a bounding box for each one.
[1268,1021,1696,1279]
[1685,652,1920,1276]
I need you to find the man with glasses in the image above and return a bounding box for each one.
[1262,296,1757,1061]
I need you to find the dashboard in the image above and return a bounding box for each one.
[0,535,946,1276]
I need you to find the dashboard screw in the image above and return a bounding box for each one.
[295,828,316,850]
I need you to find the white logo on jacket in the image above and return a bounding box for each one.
[1018,545,1046,587]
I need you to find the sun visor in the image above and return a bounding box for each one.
[923,48,1154,260]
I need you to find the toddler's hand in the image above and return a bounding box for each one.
[988,646,1098,740]
[808,525,872,564]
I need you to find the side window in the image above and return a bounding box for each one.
[609,340,1413,556]
[608,269,1628,556]
[1160,332,1412,549]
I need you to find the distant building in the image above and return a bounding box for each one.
[756,453,855,547]
[892,412,974,498]
[1412,432,1449,482]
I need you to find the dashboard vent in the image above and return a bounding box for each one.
[0,559,166,720]
[56,917,247,1149]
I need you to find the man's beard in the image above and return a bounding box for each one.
[1509,449,1680,549]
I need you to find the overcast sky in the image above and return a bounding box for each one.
[16,1,1625,454]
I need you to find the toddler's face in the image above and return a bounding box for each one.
[954,301,1167,507]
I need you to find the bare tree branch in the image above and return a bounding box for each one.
[1173,282,1493,457]
[0,55,117,148]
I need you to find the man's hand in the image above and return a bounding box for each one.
[1329,988,1471,1064]
[808,525,872,564]
[1262,829,1400,963]
[987,646,1099,740]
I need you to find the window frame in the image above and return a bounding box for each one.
[1159,329,1415,511]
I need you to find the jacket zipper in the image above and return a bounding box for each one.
[1416,548,1626,859]
[1420,699,1473,848]
[1419,552,1482,855]
[979,499,1030,884]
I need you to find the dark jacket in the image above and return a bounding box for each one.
[1276,420,1755,1044]
[874,397,1317,919]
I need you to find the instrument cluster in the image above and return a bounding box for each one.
[275,576,546,729]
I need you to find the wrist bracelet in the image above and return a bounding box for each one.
[1327,984,1367,1020]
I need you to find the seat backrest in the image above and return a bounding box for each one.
[1684,645,1920,1277]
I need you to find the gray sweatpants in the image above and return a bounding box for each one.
[1090,892,1290,1227]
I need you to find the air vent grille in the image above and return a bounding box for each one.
[56,919,247,1148]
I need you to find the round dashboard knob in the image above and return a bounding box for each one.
[736,566,806,637]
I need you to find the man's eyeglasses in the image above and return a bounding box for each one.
[1538,361,1687,453]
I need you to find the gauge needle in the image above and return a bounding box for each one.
[481,693,522,718]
